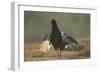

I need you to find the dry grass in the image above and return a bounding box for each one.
[24,38,90,61]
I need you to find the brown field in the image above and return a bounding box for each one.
[24,38,90,61]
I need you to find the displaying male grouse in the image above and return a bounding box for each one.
[50,19,78,58]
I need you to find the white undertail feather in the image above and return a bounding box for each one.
[65,45,70,49]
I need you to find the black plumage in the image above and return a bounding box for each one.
[50,19,78,57]
[50,19,65,50]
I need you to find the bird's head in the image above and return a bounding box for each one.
[51,19,61,32]
[51,19,57,25]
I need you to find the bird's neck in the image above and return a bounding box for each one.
[52,24,61,33]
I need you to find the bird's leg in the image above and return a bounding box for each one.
[57,50,59,57]
[59,50,62,58]
[58,49,61,58]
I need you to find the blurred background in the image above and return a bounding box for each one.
[24,11,90,43]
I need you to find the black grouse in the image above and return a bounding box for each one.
[49,19,78,58]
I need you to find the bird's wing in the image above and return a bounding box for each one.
[61,32,78,44]
[61,32,69,44]
[42,32,51,41]
[66,35,78,44]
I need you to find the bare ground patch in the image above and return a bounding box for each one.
[24,38,90,61]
